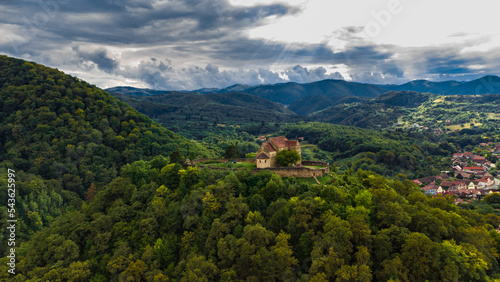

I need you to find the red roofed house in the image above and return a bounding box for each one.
[255,136,301,168]
[457,189,472,197]
[441,181,453,189]
[478,177,495,188]
[455,171,470,179]
[472,156,487,165]
[463,166,486,173]
[451,181,467,190]
[422,184,440,195]
[412,180,423,186]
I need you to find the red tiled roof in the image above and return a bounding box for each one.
[479,176,493,183]
[418,176,437,184]
[269,136,289,148]
[463,167,484,171]
[256,153,270,159]
[441,181,452,187]
[264,142,276,153]
[422,184,439,191]
[436,174,449,180]
[286,140,299,146]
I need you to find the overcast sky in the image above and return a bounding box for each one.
[1,0,500,90]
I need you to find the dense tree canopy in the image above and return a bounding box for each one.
[0,55,212,251]
[2,158,500,281]
[275,149,301,167]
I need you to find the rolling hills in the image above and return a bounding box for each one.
[110,91,301,139]
[311,91,500,131]
[288,95,365,116]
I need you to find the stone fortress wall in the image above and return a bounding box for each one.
[189,158,330,178]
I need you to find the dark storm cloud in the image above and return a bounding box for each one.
[399,45,492,80]
[0,0,297,47]
[73,46,119,73]
[209,38,396,67]
[1,0,499,88]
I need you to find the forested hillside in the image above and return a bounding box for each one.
[281,122,452,178]
[0,55,212,246]
[288,95,365,116]
[3,157,500,281]
[110,91,299,139]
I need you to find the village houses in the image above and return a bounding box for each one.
[414,147,499,198]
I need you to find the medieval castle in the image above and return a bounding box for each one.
[255,136,301,168]
[190,136,329,178]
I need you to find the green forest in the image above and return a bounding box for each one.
[5,158,500,281]
[1,55,500,281]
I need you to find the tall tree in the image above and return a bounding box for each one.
[224,145,241,159]
[275,149,301,167]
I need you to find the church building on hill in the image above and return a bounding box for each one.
[255,136,301,168]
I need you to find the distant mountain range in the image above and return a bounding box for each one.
[105,86,168,96]
[440,75,500,95]
[107,79,386,105]
[214,80,386,105]
[106,75,500,117]
[378,80,462,94]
